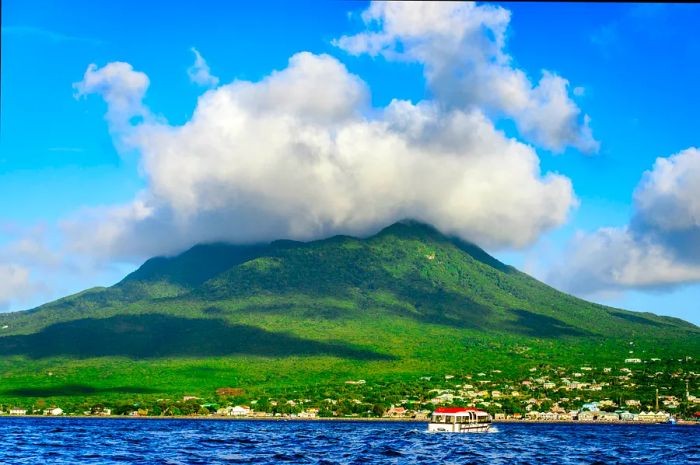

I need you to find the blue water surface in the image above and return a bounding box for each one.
[0,418,698,464]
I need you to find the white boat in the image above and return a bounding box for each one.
[427,407,493,433]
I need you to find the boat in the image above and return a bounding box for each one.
[427,407,493,433]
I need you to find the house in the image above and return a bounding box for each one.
[625,358,642,364]
[617,411,635,421]
[231,406,250,416]
[217,405,251,416]
[637,411,658,422]
[598,412,619,422]
[9,408,27,416]
[43,408,63,416]
[297,410,317,419]
[385,406,408,418]
[414,410,430,420]
[581,402,599,412]
[577,411,596,421]
[430,393,453,404]
[183,396,200,401]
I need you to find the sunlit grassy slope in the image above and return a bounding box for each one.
[0,220,697,402]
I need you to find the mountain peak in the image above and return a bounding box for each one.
[375,219,512,274]
[375,219,445,239]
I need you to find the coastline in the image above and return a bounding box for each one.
[0,415,697,425]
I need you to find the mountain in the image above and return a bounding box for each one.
[0,220,697,401]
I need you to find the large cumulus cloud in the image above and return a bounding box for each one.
[334,2,599,153]
[551,147,700,294]
[67,49,577,261]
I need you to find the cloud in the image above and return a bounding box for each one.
[188,47,220,87]
[0,223,131,312]
[73,62,151,133]
[0,264,36,311]
[334,2,598,153]
[69,50,577,261]
[0,226,56,310]
[551,147,700,294]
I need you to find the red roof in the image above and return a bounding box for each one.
[434,407,483,414]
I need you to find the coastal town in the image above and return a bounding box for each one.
[2,355,698,423]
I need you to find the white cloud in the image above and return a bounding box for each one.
[0,226,55,310]
[188,47,219,87]
[551,147,700,294]
[334,2,598,153]
[0,224,132,312]
[68,51,577,261]
[73,62,150,132]
[634,148,700,241]
[0,264,35,311]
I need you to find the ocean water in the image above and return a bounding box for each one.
[0,418,697,464]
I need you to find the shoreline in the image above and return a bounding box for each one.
[0,415,697,425]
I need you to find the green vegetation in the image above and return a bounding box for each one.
[0,220,697,413]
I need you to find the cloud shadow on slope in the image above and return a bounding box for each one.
[0,314,393,361]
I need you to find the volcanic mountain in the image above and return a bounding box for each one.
[0,220,696,400]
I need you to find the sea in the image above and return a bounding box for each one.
[0,418,697,464]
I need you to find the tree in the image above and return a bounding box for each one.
[372,403,387,417]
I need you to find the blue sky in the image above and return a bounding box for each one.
[2,1,700,324]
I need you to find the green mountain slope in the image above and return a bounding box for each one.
[0,220,697,403]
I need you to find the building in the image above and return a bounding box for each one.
[385,407,408,418]
[10,408,27,416]
[297,409,318,419]
[217,405,251,416]
[414,410,430,420]
[617,411,635,421]
[598,412,619,422]
[581,402,600,412]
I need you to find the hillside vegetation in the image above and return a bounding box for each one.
[0,220,697,405]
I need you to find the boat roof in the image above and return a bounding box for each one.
[433,407,489,416]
